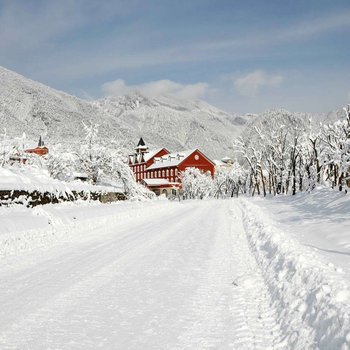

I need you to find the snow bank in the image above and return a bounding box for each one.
[249,187,350,279]
[0,200,175,258]
[240,198,350,349]
[0,166,118,194]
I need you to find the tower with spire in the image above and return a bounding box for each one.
[25,135,49,156]
[135,137,148,154]
[38,135,44,147]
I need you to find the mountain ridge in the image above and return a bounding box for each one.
[0,66,251,158]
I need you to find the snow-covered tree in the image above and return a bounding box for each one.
[0,132,28,167]
[72,122,153,199]
[182,167,213,199]
[46,150,78,180]
[212,162,247,198]
[320,105,350,190]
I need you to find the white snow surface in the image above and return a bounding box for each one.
[239,192,350,349]
[0,166,118,193]
[0,189,350,349]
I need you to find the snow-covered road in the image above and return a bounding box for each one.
[0,200,283,349]
[2,197,350,349]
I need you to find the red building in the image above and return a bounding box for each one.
[129,138,215,196]
[25,136,49,156]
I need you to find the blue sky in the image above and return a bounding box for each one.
[1,0,350,113]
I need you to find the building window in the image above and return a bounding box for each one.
[158,170,161,177]
[166,169,169,176]
[170,169,173,176]
[175,169,178,175]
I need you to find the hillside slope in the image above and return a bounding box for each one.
[0,66,249,158]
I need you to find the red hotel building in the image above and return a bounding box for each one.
[129,138,215,196]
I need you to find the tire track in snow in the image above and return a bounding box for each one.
[0,204,204,349]
[226,201,284,349]
[0,200,284,349]
[167,201,284,349]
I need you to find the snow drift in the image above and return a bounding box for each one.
[240,197,350,349]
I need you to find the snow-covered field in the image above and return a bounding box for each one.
[0,189,350,349]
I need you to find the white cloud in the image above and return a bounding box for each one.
[0,0,135,51]
[12,8,349,84]
[233,70,284,96]
[102,79,210,100]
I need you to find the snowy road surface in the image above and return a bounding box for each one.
[0,200,283,349]
[1,197,350,349]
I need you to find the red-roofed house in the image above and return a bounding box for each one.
[129,138,215,197]
[25,136,49,157]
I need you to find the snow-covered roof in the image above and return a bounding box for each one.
[214,158,233,167]
[147,150,196,170]
[213,159,225,166]
[221,157,233,163]
[0,167,114,193]
[142,178,173,186]
[129,149,165,164]
[73,172,88,178]
[144,149,165,162]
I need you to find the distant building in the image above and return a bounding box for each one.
[73,172,89,182]
[214,156,233,169]
[25,136,49,156]
[129,138,215,197]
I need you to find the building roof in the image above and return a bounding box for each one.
[221,156,233,164]
[137,137,146,146]
[213,159,225,166]
[147,149,196,170]
[136,137,147,148]
[142,178,174,186]
[73,172,88,178]
[144,148,165,162]
[129,148,168,165]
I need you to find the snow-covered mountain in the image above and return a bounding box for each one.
[0,66,251,159]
